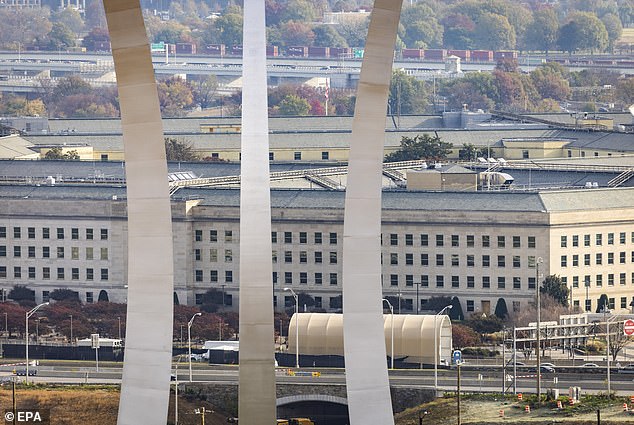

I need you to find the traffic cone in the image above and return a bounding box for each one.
[499,409,504,417]
[525,405,531,414]
[623,403,629,412]
[518,393,523,401]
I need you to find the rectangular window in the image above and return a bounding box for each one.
[321,151,329,160]
[0,246,4,257]
[269,152,274,161]
[608,274,614,286]
[298,232,307,244]
[390,274,398,286]
[315,297,322,309]
[28,267,36,279]
[57,228,64,239]
[71,228,79,240]
[86,292,93,303]
[512,256,520,268]
[0,227,5,238]
[405,253,413,265]
[13,246,21,258]
[512,236,520,248]
[497,236,505,248]
[467,276,475,288]
[28,246,35,258]
[329,252,338,264]
[284,232,292,244]
[43,267,50,279]
[70,268,79,280]
[314,251,322,264]
[420,234,428,246]
[314,272,322,285]
[284,251,292,263]
[420,254,429,266]
[619,232,626,244]
[561,255,568,267]
[390,233,398,246]
[467,235,475,247]
[28,227,35,239]
[100,248,108,260]
[561,236,567,248]
[0,266,5,278]
[498,277,506,289]
[329,273,338,285]
[596,253,602,265]
[86,268,93,281]
[608,233,614,245]
[572,235,579,247]
[14,227,21,239]
[43,227,51,239]
[421,275,429,287]
[596,234,602,245]
[300,272,308,284]
[195,230,202,242]
[620,273,626,285]
[572,254,579,266]
[436,234,444,247]
[225,230,233,243]
[43,246,50,258]
[451,254,459,266]
[85,228,92,240]
[210,270,218,282]
[436,254,444,266]
[452,276,460,288]
[100,268,108,281]
[482,255,490,267]
[71,247,79,260]
[573,276,580,288]
[294,151,301,160]
[225,249,233,262]
[607,252,614,264]
[584,254,591,266]
[314,232,322,244]
[451,235,459,247]
[436,275,444,288]
[405,234,413,246]
[56,267,64,280]
[330,232,337,245]
[482,276,491,288]
[513,277,521,289]
[225,271,233,283]
[497,255,505,268]
[621,297,627,309]
[210,249,218,262]
[299,251,307,264]
[101,229,108,240]
[57,247,65,259]
[528,277,536,289]
[405,274,414,286]
[620,252,626,264]
[482,235,490,247]
[466,300,474,312]
[271,232,277,243]
[584,234,591,247]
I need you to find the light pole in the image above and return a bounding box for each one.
[382,298,394,370]
[35,319,39,344]
[117,316,121,340]
[188,312,202,382]
[69,314,73,345]
[284,287,299,368]
[25,302,48,383]
[4,312,7,335]
[585,276,590,312]
[536,257,543,402]
[435,305,452,391]
[414,282,421,315]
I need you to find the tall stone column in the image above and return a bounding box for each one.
[238,1,276,424]
[103,2,174,424]
[342,1,402,424]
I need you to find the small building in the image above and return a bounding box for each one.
[406,164,477,191]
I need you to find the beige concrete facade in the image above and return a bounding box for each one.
[1,187,632,317]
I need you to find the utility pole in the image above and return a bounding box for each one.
[501,328,506,394]
[536,257,543,403]
[457,363,461,425]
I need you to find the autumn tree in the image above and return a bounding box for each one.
[81,27,110,51]
[601,13,623,53]
[278,94,311,116]
[191,75,218,109]
[452,323,480,348]
[473,12,516,50]
[399,3,443,49]
[157,77,194,117]
[389,70,429,115]
[312,25,348,47]
[385,133,452,162]
[523,7,559,53]
[558,12,609,54]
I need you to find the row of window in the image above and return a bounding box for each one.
[560,252,633,267]
[561,232,634,248]
[388,274,537,290]
[0,227,108,240]
[574,296,634,312]
[564,272,634,287]
[194,269,341,285]
[194,230,340,245]
[0,246,109,260]
[0,266,109,281]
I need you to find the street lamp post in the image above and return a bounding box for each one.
[25,302,48,383]
[69,314,73,345]
[382,298,394,370]
[284,287,299,368]
[188,312,202,382]
[4,312,7,335]
[536,257,543,402]
[585,277,590,312]
[117,316,121,340]
[435,305,453,391]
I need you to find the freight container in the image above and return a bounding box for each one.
[402,48,424,59]
[266,45,279,57]
[308,46,330,58]
[205,44,226,56]
[447,49,470,61]
[175,42,196,55]
[329,47,352,58]
[286,46,309,57]
[423,49,446,61]
[471,50,493,62]
[493,50,518,60]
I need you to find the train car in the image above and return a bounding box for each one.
[329,47,352,58]
[286,46,309,57]
[175,42,196,55]
[204,44,225,56]
[471,50,493,62]
[493,50,518,60]
[266,45,279,57]
[447,49,470,61]
[230,45,243,56]
[424,49,446,61]
[402,48,424,60]
[308,46,330,58]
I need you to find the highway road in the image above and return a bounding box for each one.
[2,363,633,395]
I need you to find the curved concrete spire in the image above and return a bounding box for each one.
[238,1,276,424]
[103,2,174,424]
[342,1,403,424]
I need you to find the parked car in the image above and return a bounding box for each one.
[581,363,599,368]
[540,362,556,368]
[619,364,634,373]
